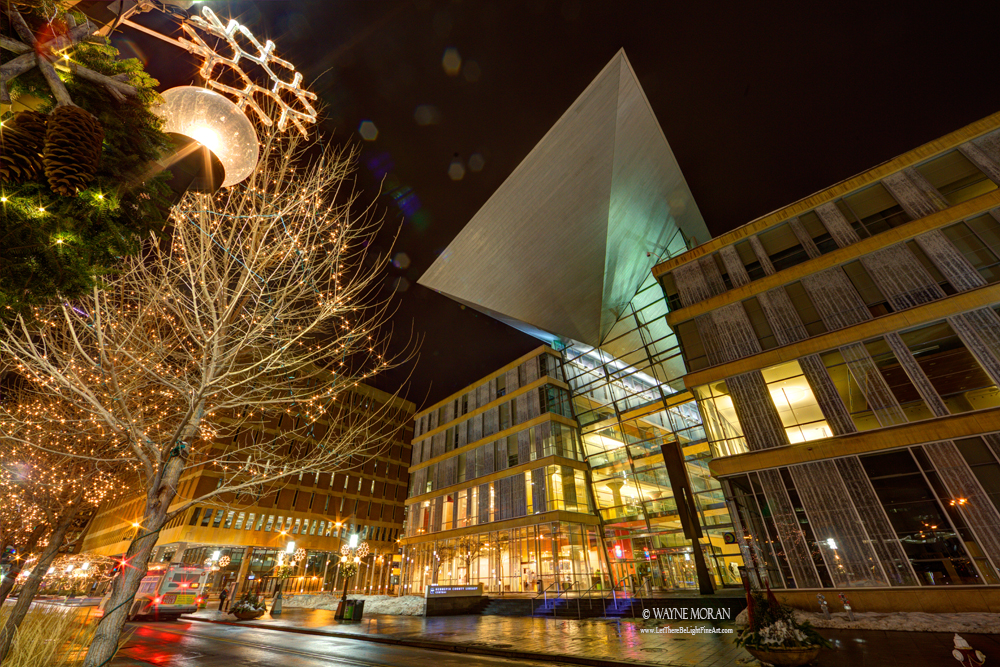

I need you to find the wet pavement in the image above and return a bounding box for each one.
[112,620,580,667]
[175,607,1000,666]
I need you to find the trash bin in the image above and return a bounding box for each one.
[352,599,365,621]
[343,600,356,620]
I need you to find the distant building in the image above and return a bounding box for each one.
[81,382,414,597]
[656,113,1000,610]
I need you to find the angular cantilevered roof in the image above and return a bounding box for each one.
[419,49,708,348]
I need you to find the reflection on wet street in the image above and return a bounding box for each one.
[113,619,577,667]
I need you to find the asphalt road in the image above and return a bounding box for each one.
[115,620,577,667]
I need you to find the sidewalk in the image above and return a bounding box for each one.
[180,607,1000,666]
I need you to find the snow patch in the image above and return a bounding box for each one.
[285,594,426,616]
[733,607,1000,634]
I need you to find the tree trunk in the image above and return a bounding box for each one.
[0,510,77,661]
[82,453,185,667]
[0,524,46,607]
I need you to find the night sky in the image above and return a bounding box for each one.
[122,1,1000,409]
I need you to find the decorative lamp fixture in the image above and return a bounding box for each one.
[155,86,259,187]
[285,541,296,554]
[293,548,307,563]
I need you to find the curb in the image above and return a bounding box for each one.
[180,615,668,667]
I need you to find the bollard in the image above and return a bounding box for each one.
[838,592,855,622]
[816,594,831,620]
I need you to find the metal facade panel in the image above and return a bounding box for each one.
[418,51,709,347]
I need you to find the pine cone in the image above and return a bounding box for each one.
[44,105,104,197]
[0,110,47,184]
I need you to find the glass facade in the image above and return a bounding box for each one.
[661,147,999,316]
[559,275,742,593]
[403,276,743,595]
[725,439,1000,589]
[698,313,1000,459]
[402,522,606,595]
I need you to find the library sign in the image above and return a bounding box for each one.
[425,584,484,598]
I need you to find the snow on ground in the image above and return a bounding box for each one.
[734,607,1000,634]
[285,594,426,616]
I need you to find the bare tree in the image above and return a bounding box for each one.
[0,485,46,607]
[0,427,126,660]
[0,132,411,665]
[456,536,483,585]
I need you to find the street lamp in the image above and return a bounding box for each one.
[271,541,304,616]
[337,536,368,603]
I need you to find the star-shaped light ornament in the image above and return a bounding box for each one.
[118,5,319,188]
[179,7,318,137]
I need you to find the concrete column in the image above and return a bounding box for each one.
[960,141,1000,184]
[171,542,188,563]
[235,546,253,593]
[605,480,624,522]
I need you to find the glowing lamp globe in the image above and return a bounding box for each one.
[155,86,259,187]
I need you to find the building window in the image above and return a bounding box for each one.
[842,261,892,318]
[783,282,827,337]
[798,211,838,255]
[693,382,747,458]
[863,337,934,422]
[914,150,997,206]
[200,509,214,527]
[758,223,809,273]
[734,239,768,281]
[264,514,276,532]
[954,437,1000,517]
[899,321,1000,414]
[245,512,255,530]
[234,512,245,530]
[742,297,777,350]
[821,350,880,432]
[860,450,985,585]
[942,217,1000,283]
[223,511,235,529]
[676,319,708,371]
[189,508,202,526]
[254,514,265,530]
[838,182,910,238]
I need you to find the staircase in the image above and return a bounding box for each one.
[532,597,570,617]
[603,596,634,618]
[481,597,535,616]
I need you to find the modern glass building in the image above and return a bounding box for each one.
[402,50,743,596]
[656,112,1000,610]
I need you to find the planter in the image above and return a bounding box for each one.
[232,610,265,620]
[744,645,823,666]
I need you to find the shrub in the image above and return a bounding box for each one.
[735,588,830,650]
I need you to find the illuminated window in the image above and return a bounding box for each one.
[762,361,831,444]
